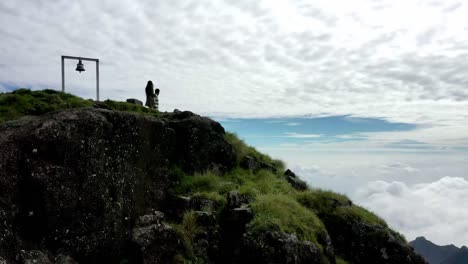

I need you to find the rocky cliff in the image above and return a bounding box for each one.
[0,90,427,264]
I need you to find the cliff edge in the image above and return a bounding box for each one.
[0,90,427,264]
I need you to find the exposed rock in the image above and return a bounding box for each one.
[192,211,221,262]
[322,216,427,264]
[219,192,254,262]
[240,231,322,264]
[318,231,336,264]
[240,156,277,173]
[136,211,165,227]
[284,169,296,177]
[284,169,308,191]
[0,108,235,263]
[166,110,236,173]
[20,250,52,264]
[55,254,78,264]
[132,222,182,264]
[126,98,143,106]
[287,175,308,191]
[227,191,250,209]
[194,211,217,227]
[165,194,220,221]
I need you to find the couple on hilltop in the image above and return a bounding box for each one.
[145,81,160,111]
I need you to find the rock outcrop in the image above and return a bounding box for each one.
[0,108,234,263]
[0,105,427,264]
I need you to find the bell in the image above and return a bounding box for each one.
[75,59,85,73]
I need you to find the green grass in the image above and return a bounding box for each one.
[335,257,350,264]
[225,132,285,171]
[0,88,160,124]
[169,211,202,261]
[297,189,387,227]
[248,194,325,246]
[0,88,93,123]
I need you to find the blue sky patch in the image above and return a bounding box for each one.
[214,116,418,148]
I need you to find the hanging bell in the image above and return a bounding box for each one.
[75,59,85,73]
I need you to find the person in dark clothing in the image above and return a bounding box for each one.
[145,81,155,109]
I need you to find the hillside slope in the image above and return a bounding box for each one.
[0,89,427,264]
[410,237,467,264]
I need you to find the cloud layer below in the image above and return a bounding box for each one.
[357,177,468,247]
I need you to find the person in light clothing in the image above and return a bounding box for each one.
[154,88,160,111]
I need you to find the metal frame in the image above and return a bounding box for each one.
[61,55,100,101]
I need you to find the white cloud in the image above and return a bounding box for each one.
[0,0,467,129]
[285,122,301,126]
[357,177,468,247]
[284,132,321,138]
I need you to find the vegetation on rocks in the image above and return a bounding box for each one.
[0,89,426,264]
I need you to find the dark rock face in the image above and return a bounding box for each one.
[0,108,235,263]
[167,110,235,173]
[131,212,182,264]
[219,191,253,262]
[322,215,428,264]
[240,231,321,264]
[240,156,277,173]
[284,169,308,191]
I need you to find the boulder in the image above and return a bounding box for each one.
[132,222,182,264]
[240,231,321,264]
[321,217,428,264]
[226,191,250,209]
[0,108,235,263]
[284,169,296,177]
[54,255,78,264]
[284,169,308,191]
[20,250,52,264]
[126,98,143,106]
[240,156,277,173]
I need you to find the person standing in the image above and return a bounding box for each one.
[154,88,160,111]
[145,81,155,109]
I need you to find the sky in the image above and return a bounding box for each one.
[1,0,467,246]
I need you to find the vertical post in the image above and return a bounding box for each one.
[96,60,100,101]
[61,56,65,92]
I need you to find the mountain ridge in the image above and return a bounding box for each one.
[410,237,467,264]
[0,89,427,264]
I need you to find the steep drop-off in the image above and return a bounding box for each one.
[0,90,427,264]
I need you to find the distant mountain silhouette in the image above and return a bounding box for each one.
[410,237,467,264]
[440,246,468,264]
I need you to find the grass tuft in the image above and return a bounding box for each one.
[224,132,285,171]
[248,194,325,246]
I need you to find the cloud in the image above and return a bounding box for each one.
[285,122,301,126]
[0,0,467,128]
[284,132,321,138]
[357,177,468,246]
